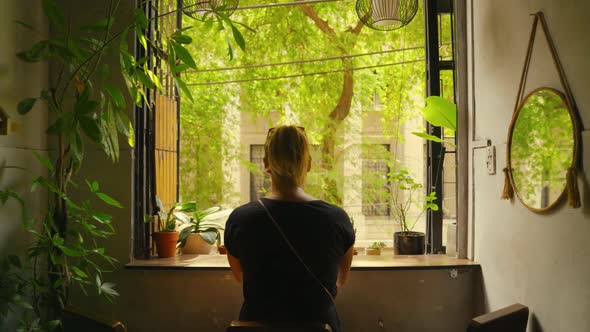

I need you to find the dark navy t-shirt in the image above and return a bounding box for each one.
[224,198,355,332]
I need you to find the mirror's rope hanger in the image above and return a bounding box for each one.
[501,11,581,208]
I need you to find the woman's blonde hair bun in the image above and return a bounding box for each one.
[264,125,310,188]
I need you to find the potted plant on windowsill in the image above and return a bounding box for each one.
[149,197,198,258]
[390,169,438,255]
[365,241,386,255]
[177,207,233,255]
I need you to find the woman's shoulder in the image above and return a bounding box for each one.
[226,201,263,225]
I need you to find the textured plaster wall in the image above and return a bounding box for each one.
[0,1,49,330]
[468,0,590,331]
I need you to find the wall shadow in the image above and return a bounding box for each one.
[530,313,544,332]
[472,266,489,316]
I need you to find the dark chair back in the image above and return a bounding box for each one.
[226,321,332,332]
[62,306,127,332]
[467,303,528,332]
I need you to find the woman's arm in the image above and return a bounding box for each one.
[227,253,243,283]
[337,245,354,288]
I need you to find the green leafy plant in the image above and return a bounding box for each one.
[2,0,246,329]
[146,196,198,232]
[412,96,457,148]
[369,241,386,250]
[389,169,438,232]
[1,175,122,331]
[177,206,233,247]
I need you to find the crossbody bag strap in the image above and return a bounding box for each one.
[257,199,336,305]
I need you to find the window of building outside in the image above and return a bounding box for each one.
[138,0,459,256]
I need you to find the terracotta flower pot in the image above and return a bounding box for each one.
[365,248,381,256]
[180,233,213,255]
[153,231,179,258]
[394,231,426,255]
[217,245,228,255]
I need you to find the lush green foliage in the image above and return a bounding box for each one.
[179,1,427,207]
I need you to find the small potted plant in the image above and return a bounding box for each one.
[365,241,386,255]
[390,169,438,255]
[177,206,233,255]
[148,197,198,258]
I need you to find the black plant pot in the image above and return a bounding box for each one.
[394,231,426,255]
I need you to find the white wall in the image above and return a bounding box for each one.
[468,0,590,331]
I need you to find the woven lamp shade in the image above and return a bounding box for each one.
[182,0,239,20]
[356,0,419,31]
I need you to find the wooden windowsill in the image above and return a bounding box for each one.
[125,253,478,270]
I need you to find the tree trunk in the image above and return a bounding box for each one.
[320,58,355,203]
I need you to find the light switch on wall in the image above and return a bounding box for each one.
[486,145,496,175]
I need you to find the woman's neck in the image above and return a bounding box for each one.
[267,184,316,202]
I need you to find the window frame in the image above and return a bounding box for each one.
[132,0,469,259]
[424,0,460,255]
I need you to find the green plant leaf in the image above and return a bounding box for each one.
[81,18,114,32]
[171,34,192,44]
[51,234,64,247]
[79,115,102,143]
[134,70,154,89]
[114,109,132,137]
[105,84,126,109]
[423,96,457,131]
[173,211,191,224]
[155,196,165,213]
[199,231,218,244]
[226,37,234,61]
[16,41,51,62]
[172,43,197,69]
[201,209,232,222]
[96,192,123,208]
[32,150,54,173]
[411,131,456,148]
[70,130,85,163]
[17,98,37,115]
[230,24,246,52]
[144,68,163,91]
[178,226,194,244]
[134,9,148,50]
[99,282,119,297]
[75,99,99,116]
[42,0,65,31]
[47,113,71,135]
[412,131,443,143]
[174,77,193,102]
[13,20,40,34]
[178,202,197,212]
[71,266,88,279]
[92,212,112,224]
[58,245,83,257]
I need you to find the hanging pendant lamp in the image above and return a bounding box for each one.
[182,0,239,21]
[356,0,419,31]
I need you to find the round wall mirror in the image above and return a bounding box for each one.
[508,87,577,211]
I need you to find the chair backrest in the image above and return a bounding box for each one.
[62,306,127,332]
[226,321,332,332]
[467,303,529,332]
